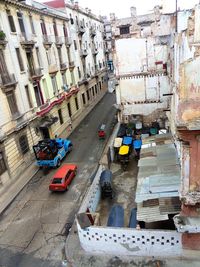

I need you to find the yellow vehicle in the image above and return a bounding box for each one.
[118,145,130,170]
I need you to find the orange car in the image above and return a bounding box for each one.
[49,164,77,192]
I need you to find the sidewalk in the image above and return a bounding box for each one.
[0,163,39,215]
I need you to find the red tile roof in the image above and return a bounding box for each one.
[44,0,65,8]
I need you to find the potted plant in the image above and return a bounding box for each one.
[0,30,6,40]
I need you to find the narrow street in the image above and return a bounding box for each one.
[0,92,116,267]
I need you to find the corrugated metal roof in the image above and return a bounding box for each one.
[137,202,168,222]
[135,133,181,222]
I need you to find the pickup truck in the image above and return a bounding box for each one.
[33,138,72,168]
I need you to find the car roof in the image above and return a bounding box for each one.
[53,164,76,178]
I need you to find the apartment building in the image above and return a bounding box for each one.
[0,0,107,188]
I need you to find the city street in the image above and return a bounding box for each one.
[0,92,116,267]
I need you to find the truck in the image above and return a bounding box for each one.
[33,138,73,168]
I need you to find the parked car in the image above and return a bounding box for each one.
[49,164,77,192]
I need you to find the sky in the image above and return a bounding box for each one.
[40,0,200,18]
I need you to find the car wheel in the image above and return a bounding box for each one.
[57,159,61,168]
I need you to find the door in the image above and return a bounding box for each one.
[40,127,50,139]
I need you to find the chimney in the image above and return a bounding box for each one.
[130,6,137,18]
[110,13,115,21]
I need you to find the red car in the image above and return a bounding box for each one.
[49,164,77,192]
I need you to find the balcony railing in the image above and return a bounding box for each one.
[65,36,72,47]
[60,62,68,71]
[0,73,17,88]
[77,25,85,35]
[80,49,88,57]
[43,35,53,45]
[55,36,63,45]
[28,68,43,80]
[48,63,59,74]
[19,33,36,47]
[69,61,75,69]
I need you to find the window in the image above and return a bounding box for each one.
[120,26,130,35]
[46,49,51,65]
[17,11,26,34]
[53,21,58,36]
[29,15,35,34]
[25,85,33,108]
[75,97,79,110]
[62,72,67,85]
[58,109,63,124]
[86,90,90,101]
[67,102,72,117]
[74,40,77,50]
[7,10,16,32]
[99,81,102,90]
[63,24,68,37]
[36,47,42,67]
[70,71,75,85]
[77,67,81,78]
[19,135,29,155]
[6,91,19,117]
[0,152,6,175]
[70,14,74,25]
[95,84,98,94]
[82,93,86,105]
[57,47,62,65]
[92,87,95,96]
[51,76,58,95]
[16,48,24,71]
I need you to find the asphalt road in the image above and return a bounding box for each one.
[0,92,116,267]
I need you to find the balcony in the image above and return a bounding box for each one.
[0,73,17,91]
[28,68,43,80]
[69,61,75,70]
[92,47,98,55]
[80,49,88,58]
[60,62,68,71]
[78,75,89,86]
[48,64,59,74]
[65,36,72,47]
[19,33,36,48]
[43,35,53,46]
[55,36,63,46]
[90,27,96,37]
[77,25,85,35]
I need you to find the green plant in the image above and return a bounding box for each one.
[0,30,6,40]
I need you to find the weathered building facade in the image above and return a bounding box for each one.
[170,6,200,250]
[111,7,172,126]
[0,0,107,188]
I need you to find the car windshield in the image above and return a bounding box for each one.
[52,178,63,184]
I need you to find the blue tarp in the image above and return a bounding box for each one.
[133,139,142,149]
[107,205,124,227]
[123,136,133,145]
